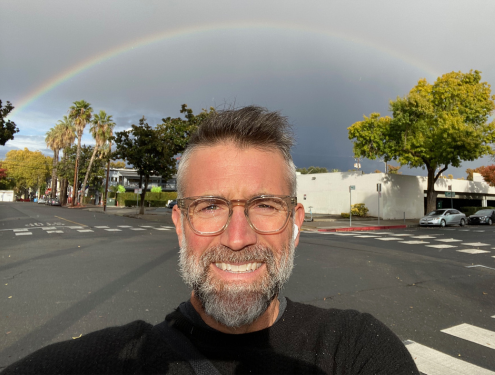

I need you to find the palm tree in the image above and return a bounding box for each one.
[80,110,115,204]
[45,125,66,198]
[68,100,93,205]
[57,116,76,205]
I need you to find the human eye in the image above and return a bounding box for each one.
[250,198,285,214]
[193,199,227,216]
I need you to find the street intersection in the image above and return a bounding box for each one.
[1,202,495,374]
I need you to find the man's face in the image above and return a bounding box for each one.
[172,143,304,328]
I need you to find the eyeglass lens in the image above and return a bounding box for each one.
[188,197,290,233]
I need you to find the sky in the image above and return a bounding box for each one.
[1,0,495,178]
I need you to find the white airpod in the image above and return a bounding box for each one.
[292,223,299,241]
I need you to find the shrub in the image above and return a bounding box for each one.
[341,203,369,218]
[118,191,177,207]
[151,186,162,193]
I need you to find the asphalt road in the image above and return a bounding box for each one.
[1,202,495,373]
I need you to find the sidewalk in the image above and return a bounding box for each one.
[301,214,419,232]
[65,204,175,225]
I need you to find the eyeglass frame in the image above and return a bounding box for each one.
[177,195,298,235]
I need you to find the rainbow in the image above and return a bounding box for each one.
[10,21,438,117]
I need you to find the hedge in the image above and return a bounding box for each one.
[341,203,369,218]
[459,206,495,217]
[117,192,177,207]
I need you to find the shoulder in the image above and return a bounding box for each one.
[282,299,418,374]
[2,320,154,375]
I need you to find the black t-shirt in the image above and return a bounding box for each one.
[2,298,419,374]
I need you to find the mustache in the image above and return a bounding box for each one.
[198,244,275,268]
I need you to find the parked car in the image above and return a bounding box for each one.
[419,209,466,227]
[167,200,177,209]
[37,197,46,204]
[51,198,61,206]
[467,209,495,225]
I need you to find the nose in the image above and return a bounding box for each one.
[219,206,257,251]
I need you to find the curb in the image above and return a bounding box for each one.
[317,225,410,232]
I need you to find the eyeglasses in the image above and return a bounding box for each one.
[177,195,297,235]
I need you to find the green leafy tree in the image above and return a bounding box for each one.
[110,161,126,168]
[0,100,19,145]
[68,100,93,204]
[387,165,402,175]
[80,110,115,204]
[349,70,495,213]
[58,145,105,194]
[296,166,328,174]
[114,105,214,214]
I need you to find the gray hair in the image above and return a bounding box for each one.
[177,106,296,198]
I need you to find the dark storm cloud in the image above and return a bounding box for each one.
[1,0,494,178]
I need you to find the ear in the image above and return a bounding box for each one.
[293,203,305,247]
[172,205,183,247]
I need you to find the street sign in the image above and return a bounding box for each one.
[349,185,356,191]
[445,191,456,198]
[134,188,142,194]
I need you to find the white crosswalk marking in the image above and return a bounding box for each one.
[457,249,490,254]
[94,226,109,229]
[441,324,495,350]
[47,230,63,234]
[130,228,146,231]
[375,237,403,241]
[412,235,438,239]
[118,225,132,228]
[15,232,32,236]
[400,240,430,244]
[371,232,395,234]
[105,229,122,232]
[426,244,457,249]
[152,228,170,231]
[139,226,154,228]
[391,234,413,237]
[463,242,490,246]
[330,233,356,236]
[13,229,28,232]
[435,239,463,242]
[77,229,94,233]
[474,230,486,232]
[41,227,57,230]
[354,235,381,238]
[161,226,174,228]
[404,340,495,375]
[67,226,84,229]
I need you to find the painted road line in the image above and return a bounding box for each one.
[371,232,395,235]
[54,216,87,227]
[130,228,146,231]
[139,226,154,228]
[435,239,463,242]
[459,229,470,231]
[392,234,413,237]
[474,230,486,232]
[354,235,381,238]
[117,225,132,228]
[77,229,94,233]
[330,233,357,236]
[426,244,458,249]
[492,316,495,319]
[67,226,84,229]
[47,230,64,233]
[161,226,174,228]
[375,237,404,241]
[94,226,109,229]
[463,242,490,247]
[441,324,495,350]
[404,340,495,375]
[41,227,57,230]
[13,229,28,232]
[152,228,170,231]
[412,235,438,239]
[400,240,430,244]
[466,265,495,271]
[104,229,122,232]
[457,249,491,254]
[15,232,32,236]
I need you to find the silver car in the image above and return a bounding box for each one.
[419,209,466,227]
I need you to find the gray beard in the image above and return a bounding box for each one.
[178,221,295,328]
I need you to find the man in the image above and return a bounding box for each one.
[2,106,418,374]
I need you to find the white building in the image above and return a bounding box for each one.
[0,190,14,202]
[104,168,177,192]
[297,172,495,219]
